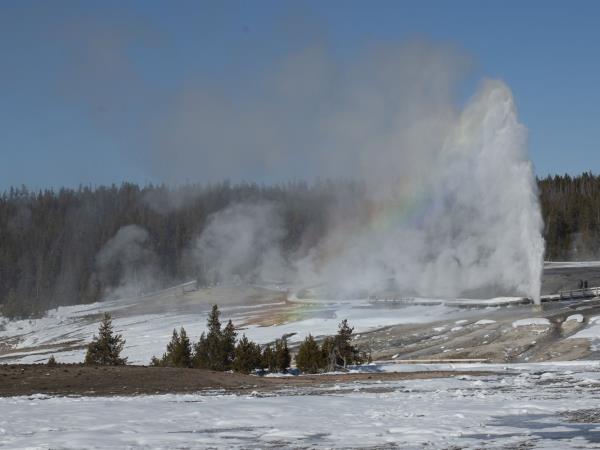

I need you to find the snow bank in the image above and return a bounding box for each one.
[474,319,496,325]
[512,318,550,328]
[566,314,584,323]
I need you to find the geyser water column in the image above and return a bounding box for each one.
[435,79,545,303]
[183,41,545,304]
[314,79,545,304]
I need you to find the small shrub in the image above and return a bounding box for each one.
[47,355,57,366]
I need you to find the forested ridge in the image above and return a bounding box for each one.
[539,172,600,260]
[1,173,598,318]
[0,181,340,318]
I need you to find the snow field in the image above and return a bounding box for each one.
[3,365,600,448]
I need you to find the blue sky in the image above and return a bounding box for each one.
[1,0,599,190]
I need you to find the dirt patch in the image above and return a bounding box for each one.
[0,364,494,397]
[561,409,600,423]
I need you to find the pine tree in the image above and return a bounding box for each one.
[193,332,210,369]
[152,327,192,367]
[274,337,291,372]
[335,319,357,367]
[207,304,221,335]
[295,334,324,373]
[261,344,276,372]
[193,304,229,370]
[232,335,262,374]
[222,319,237,370]
[321,336,337,372]
[319,319,361,370]
[84,312,127,365]
[47,355,57,366]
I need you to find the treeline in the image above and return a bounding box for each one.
[539,172,600,260]
[80,305,366,375]
[2,173,600,318]
[150,305,292,374]
[0,181,348,318]
[150,305,366,374]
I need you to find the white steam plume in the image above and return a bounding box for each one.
[192,203,290,286]
[180,42,545,303]
[301,80,544,302]
[45,9,545,303]
[96,224,161,299]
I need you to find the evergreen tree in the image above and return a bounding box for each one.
[207,304,221,335]
[261,344,276,372]
[222,319,237,370]
[85,313,127,365]
[295,334,324,373]
[192,332,210,369]
[335,319,358,367]
[321,336,337,372]
[47,355,57,366]
[274,337,291,372]
[232,334,262,374]
[193,304,229,370]
[320,320,362,370]
[152,327,192,367]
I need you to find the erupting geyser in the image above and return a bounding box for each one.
[184,41,545,303]
[308,80,545,303]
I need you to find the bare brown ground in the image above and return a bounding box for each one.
[0,364,493,397]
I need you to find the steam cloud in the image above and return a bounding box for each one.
[179,42,545,302]
[0,6,547,305]
[96,224,161,299]
[76,33,544,302]
[191,203,290,285]
[300,80,545,302]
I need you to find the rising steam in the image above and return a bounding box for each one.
[186,53,545,302]
[90,38,545,303]
[299,79,545,302]
[96,224,161,299]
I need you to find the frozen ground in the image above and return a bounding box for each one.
[4,263,600,366]
[3,271,600,448]
[5,283,600,365]
[0,284,471,365]
[3,362,600,449]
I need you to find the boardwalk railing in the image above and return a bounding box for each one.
[558,287,600,300]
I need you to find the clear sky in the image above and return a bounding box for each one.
[1,0,599,190]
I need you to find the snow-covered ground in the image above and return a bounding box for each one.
[5,283,600,365]
[544,261,600,269]
[0,290,468,364]
[3,362,600,448]
[4,283,600,447]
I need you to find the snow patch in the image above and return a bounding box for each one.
[474,319,496,325]
[512,318,550,328]
[566,314,584,323]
